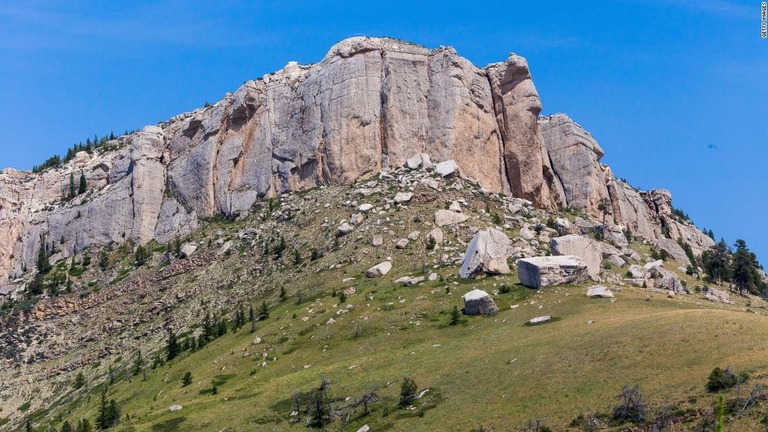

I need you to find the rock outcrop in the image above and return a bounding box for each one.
[0,37,716,281]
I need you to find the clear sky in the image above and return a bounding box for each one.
[0,0,766,262]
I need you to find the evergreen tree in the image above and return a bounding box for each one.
[36,238,51,274]
[731,239,765,295]
[132,351,144,376]
[60,420,73,432]
[76,418,93,432]
[259,301,269,320]
[99,250,109,271]
[166,330,181,361]
[217,318,228,337]
[78,172,87,195]
[249,304,256,333]
[702,240,732,284]
[279,286,287,302]
[134,245,149,267]
[182,371,193,387]
[73,371,86,389]
[449,305,461,326]
[69,172,76,199]
[202,312,214,342]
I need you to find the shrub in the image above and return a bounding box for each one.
[499,284,512,294]
[707,366,747,392]
[612,385,646,424]
[399,377,418,407]
[182,371,193,387]
[449,306,461,326]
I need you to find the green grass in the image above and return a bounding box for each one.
[52,271,768,431]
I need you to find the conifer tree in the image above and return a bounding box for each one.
[167,330,181,361]
[78,172,87,195]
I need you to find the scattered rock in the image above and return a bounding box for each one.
[395,239,409,249]
[180,242,198,258]
[326,318,336,325]
[459,227,512,278]
[407,231,420,241]
[428,272,439,281]
[395,276,425,286]
[448,201,462,212]
[168,405,183,412]
[587,286,615,298]
[435,209,469,226]
[366,261,392,278]
[394,192,413,204]
[435,160,458,177]
[529,315,552,325]
[357,425,370,432]
[372,236,383,247]
[349,213,364,225]
[517,255,590,289]
[338,222,355,236]
[462,289,498,315]
[252,337,262,345]
[358,203,374,212]
[607,254,626,268]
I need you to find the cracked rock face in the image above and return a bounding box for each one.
[0,37,714,281]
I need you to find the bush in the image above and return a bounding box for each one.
[707,366,747,392]
[612,385,646,424]
[399,377,418,407]
[499,284,512,294]
[182,371,193,387]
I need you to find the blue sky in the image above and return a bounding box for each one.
[0,0,766,262]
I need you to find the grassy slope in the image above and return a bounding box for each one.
[52,262,768,432]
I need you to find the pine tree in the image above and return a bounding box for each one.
[76,419,93,432]
[166,330,181,361]
[69,172,76,199]
[217,318,228,337]
[182,371,193,387]
[78,172,87,195]
[731,239,764,295]
[449,305,461,326]
[73,371,85,389]
[279,286,287,302]
[60,420,73,432]
[36,238,51,274]
[132,351,144,376]
[259,301,269,320]
[203,312,214,342]
[249,304,256,333]
[702,240,732,285]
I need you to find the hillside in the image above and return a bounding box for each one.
[1,37,767,432]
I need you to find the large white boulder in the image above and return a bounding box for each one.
[365,261,392,278]
[587,285,615,298]
[655,238,691,266]
[462,289,498,315]
[459,228,512,278]
[550,235,601,280]
[517,255,590,289]
[435,160,458,177]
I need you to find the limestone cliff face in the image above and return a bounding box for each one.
[0,37,711,281]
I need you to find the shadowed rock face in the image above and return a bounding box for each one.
[0,37,712,281]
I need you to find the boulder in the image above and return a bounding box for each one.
[405,154,432,170]
[366,261,392,278]
[337,222,355,237]
[435,210,469,226]
[435,160,458,177]
[550,235,601,280]
[652,267,687,293]
[517,255,590,289]
[462,289,498,315]
[168,405,183,412]
[587,285,615,298]
[407,231,420,241]
[394,275,425,286]
[704,287,732,304]
[528,315,552,325]
[553,217,573,235]
[607,254,626,268]
[395,239,409,249]
[394,192,413,204]
[358,203,374,212]
[459,227,513,278]
[349,213,364,226]
[180,242,198,258]
[448,201,462,212]
[372,236,383,247]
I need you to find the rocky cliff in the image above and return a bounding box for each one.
[0,37,712,282]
